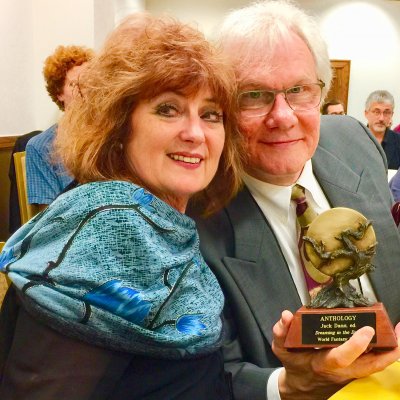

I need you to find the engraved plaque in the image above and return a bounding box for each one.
[285,208,397,351]
[302,312,376,345]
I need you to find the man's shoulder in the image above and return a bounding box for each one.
[26,124,57,150]
[320,115,368,136]
[385,128,400,142]
[190,188,256,258]
[318,115,381,154]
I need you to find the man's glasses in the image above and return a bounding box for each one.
[238,81,325,118]
[369,109,393,118]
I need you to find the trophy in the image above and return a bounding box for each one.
[285,207,397,350]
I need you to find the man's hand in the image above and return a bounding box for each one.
[272,310,400,400]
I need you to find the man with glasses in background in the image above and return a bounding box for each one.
[191,1,400,399]
[364,90,400,169]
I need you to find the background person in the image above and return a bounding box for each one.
[191,1,400,399]
[0,13,242,400]
[25,45,94,211]
[389,167,400,201]
[321,98,345,115]
[364,89,400,169]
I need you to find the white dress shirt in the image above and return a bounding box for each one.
[242,160,377,400]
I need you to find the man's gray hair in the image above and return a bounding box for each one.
[218,0,332,99]
[365,90,395,110]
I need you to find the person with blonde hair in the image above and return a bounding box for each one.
[191,1,400,399]
[0,13,242,399]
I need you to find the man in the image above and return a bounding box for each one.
[191,1,400,399]
[321,99,345,115]
[364,89,400,169]
[26,45,94,210]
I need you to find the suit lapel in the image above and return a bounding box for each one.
[222,188,302,344]
[314,146,400,323]
[222,145,400,343]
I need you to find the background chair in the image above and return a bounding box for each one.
[0,242,10,306]
[13,151,40,225]
[8,131,42,234]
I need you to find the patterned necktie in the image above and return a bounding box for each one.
[291,184,330,296]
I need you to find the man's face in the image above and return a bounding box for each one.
[235,32,321,186]
[326,104,345,115]
[364,102,393,137]
[57,63,87,110]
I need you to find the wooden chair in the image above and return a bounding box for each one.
[13,151,40,224]
[0,241,10,306]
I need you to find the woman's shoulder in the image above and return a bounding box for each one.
[48,180,147,217]
[56,181,194,229]
[62,180,140,203]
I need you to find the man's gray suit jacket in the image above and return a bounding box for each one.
[192,115,400,400]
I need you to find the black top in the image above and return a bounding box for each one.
[381,128,400,169]
[0,287,232,400]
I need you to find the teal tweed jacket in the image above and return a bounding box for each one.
[0,181,224,359]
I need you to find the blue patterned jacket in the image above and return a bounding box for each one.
[0,181,224,358]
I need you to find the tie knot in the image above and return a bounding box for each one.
[291,184,317,227]
[291,184,306,203]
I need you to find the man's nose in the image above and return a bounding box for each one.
[264,93,297,128]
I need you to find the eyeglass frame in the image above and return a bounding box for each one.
[368,108,393,118]
[238,80,326,117]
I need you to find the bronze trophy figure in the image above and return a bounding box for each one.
[285,207,397,350]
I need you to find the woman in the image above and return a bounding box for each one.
[0,13,242,400]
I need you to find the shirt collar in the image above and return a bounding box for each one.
[242,160,326,223]
[296,160,326,210]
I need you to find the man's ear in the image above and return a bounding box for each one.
[57,92,65,103]
[57,92,65,108]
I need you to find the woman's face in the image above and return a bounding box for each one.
[127,87,226,212]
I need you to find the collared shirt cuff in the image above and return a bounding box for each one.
[266,367,283,400]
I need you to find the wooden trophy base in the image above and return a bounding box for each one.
[284,302,397,351]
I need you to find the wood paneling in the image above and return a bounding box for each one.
[0,136,17,150]
[327,60,351,113]
[0,145,13,240]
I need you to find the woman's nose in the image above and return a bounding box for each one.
[181,117,206,143]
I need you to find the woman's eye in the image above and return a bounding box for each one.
[202,110,224,123]
[155,103,180,117]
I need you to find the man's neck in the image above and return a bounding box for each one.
[372,129,385,144]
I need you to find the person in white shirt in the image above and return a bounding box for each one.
[190,1,400,399]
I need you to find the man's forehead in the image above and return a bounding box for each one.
[370,102,393,110]
[233,34,317,89]
[237,62,276,86]
[66,63,87,81]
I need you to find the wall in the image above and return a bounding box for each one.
[0,139,15,240]
[0,0,95,136]
[147,0,400,126]
[0,0,35,136]
[302,0,400,127]
[2,0,400,137]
